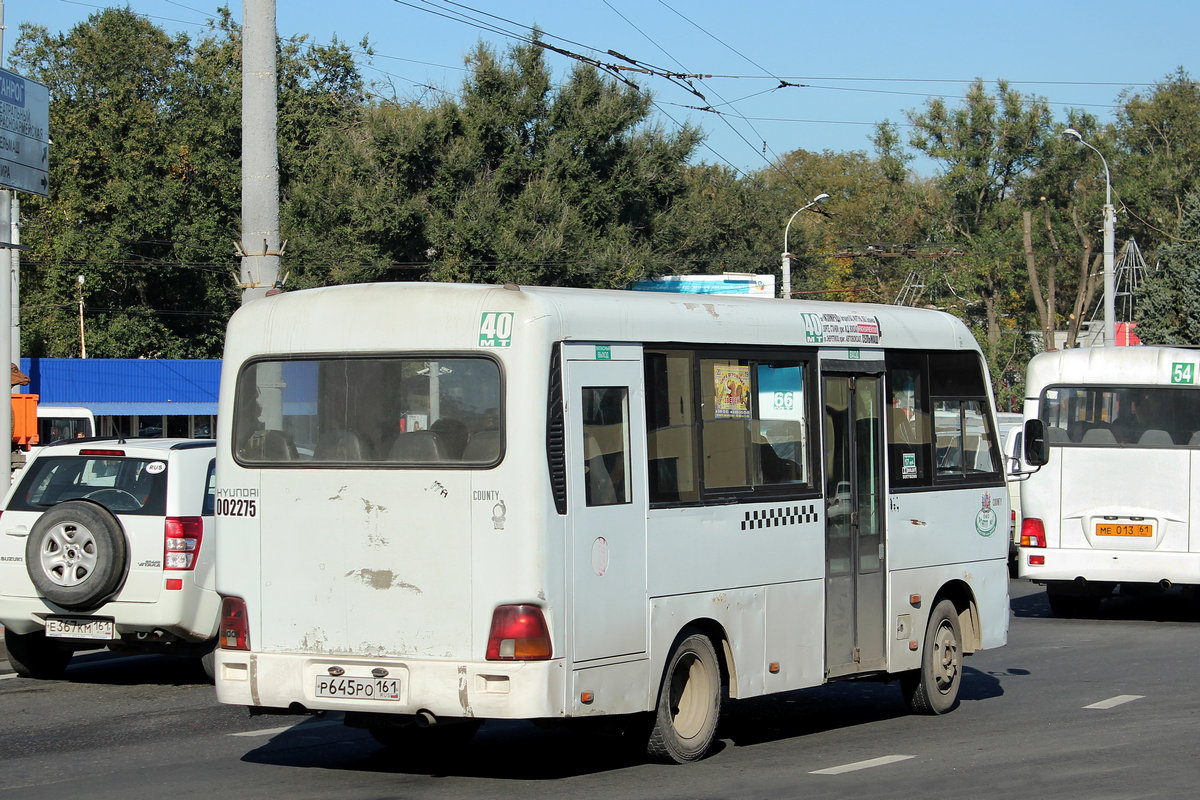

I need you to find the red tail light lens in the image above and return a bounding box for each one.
[486,604,551,660]
[1020,518,1046,548]
[164,516,203,570]
[219,596,250,651]
[79,449,125,456]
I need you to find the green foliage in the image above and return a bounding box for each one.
[13,10,1200,385]
[284,39,708,290]
[1113,68,1200,253]
[13,7,365,357]
[1133,189,1200,344]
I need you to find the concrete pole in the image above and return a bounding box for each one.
[0,194,10,457]
[0,0,10,462]
[11,194,18,365]
[1101,198,1116,346]
[240,0,281,305]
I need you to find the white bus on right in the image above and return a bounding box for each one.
[1017,345,1200,616]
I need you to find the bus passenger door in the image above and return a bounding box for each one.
[564,349,648,664]
[822,370,887,677]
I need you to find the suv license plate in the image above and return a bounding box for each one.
[45,616,116,640]
[1096,522,1153,537]
[314,676,401,701]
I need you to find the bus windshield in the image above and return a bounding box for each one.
[232,356,502,465]
[1039,385,1200,446]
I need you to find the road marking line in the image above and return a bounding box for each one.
[229,719,341,737]
[0,672,17,681]
[810,754,915,775]
[1084,694,1144,710]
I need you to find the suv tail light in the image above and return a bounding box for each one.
[219,596,250,650]
[164,516,203,569]
[1020,518,1047,548]
[486,604,551,660]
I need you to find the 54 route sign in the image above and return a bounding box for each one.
[0,68,50,197]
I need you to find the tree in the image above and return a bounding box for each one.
[1113,68,1200,254]
[1133,189,1200,344]
[13,8,365,357]
[284,39,709,290]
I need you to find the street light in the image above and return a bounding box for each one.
[781,193,830,299]
[1063,127,1116,346]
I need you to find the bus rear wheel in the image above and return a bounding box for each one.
[647,632,721,763]
[901,599,962,715]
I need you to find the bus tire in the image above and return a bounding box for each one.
[24,501,128,611]
[4,627,73,679]
[901,599,962,715]
[647,632,721,763]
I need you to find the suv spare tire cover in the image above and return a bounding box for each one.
[25,500,129,611]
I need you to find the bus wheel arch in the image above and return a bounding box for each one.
[646,621,729,763]
[931,579,980,654]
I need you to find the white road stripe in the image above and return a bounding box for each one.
[1084,694,1144,710]
[0,672,17,680]
[810,754,915,775]
[229,719,341,737]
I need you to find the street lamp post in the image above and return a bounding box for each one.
[781,193,830,299]
[1063,128,1116,346]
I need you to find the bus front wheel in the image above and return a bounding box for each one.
[646,632,722,763]
[901,599,962,715]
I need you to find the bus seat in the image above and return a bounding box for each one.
[1137,428,1173,446]
[313,430,368,461]
[584,433,617,505]
[387,430,445,462]
[1047,426,1069,443]
[462,429,501,462]
[1081,427,1117,445]
[430,418,469,459]
[240,429,297,460]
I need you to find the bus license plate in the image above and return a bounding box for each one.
[1096,523,1153,537]
[44,616,116,640]
[314,676,401,701]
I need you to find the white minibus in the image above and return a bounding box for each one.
[213,283,1010,762]
[1017,346,1200,615]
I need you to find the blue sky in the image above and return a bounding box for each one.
[10,0,1198,180]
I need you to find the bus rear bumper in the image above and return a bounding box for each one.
[1017,547,1200,586]
[213,649,567,720]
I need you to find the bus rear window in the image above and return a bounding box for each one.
[232,357,502,466]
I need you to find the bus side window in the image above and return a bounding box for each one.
[582,387,630,506]
[885,360,931,485]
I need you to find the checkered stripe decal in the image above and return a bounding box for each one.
[741,504,819,530]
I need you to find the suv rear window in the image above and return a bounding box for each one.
[10,456,168,515]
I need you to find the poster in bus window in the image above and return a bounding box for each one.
[714,365,751,419]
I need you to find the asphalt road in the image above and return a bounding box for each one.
[3,580,1199,800]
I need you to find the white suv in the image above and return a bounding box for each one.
[0,438,218,679]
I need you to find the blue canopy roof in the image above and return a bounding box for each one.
[19,358,220,416]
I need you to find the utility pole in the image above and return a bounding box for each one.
[239,0,281,304]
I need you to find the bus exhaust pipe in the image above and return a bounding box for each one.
[415,710,437,728]
[1160,579,1172,590]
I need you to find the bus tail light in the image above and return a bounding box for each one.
[164,516,203,569]
[219,596,250,651]
[1020,518,1046,548]
[486,605,551,660]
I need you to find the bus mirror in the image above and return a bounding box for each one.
[1023,419,1049,467]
